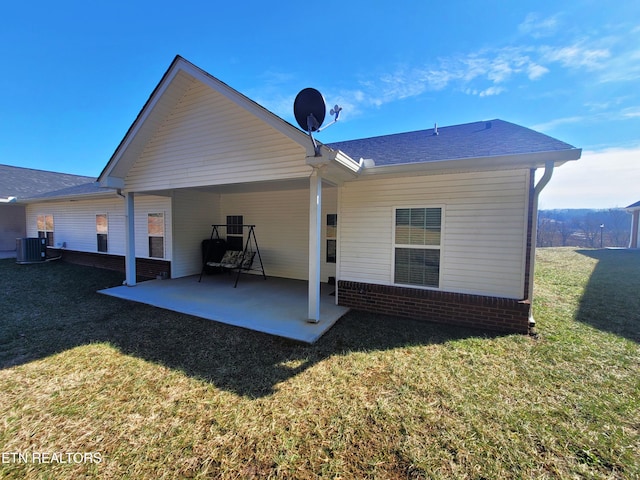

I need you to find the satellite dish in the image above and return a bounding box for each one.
[294,88,326,133]
[293,88,342,157]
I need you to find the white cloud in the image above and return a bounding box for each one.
[541,44,610,70]
[533,106,640,132]
[465,86,506,97]
[622,107,640,118]
[479,86,505,97]
[527,63,549,80]
[532,116,587,131]
[519,13,562,38]
[256,16,640,128]
[539,146,640,209]
[597,48,640,82]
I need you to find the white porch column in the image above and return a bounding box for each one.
[308,169,322,322]
[125,191,137,286]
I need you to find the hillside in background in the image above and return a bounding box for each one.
[538,208,632,248]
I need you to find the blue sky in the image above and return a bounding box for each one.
[1,1,639,208]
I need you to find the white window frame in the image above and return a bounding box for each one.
[36,214,55,247]
[147,212,165,259]
[392,205,444,289]
[226,215,244,251]
[96,213,108,253]
[326,213,337,264]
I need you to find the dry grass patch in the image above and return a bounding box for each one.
[1,249,639,478]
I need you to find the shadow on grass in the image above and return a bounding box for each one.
[0,259,498,398]
[576,249,640,343]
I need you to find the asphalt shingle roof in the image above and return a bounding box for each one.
[328,119,577,166]
[626,200,640,209]
[23,182,107,200]
[0,164,96,200]
[4,119,579,203]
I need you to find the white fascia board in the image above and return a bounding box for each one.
[18,192,119,205]
[99,176,125,189]
[331,149,362,175]
[0,196,17,203]
[305,148,362,183]
[359,148,582,178]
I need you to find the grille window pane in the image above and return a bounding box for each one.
[394,248,440,287]
[394,207,441,288]
[396,208,441,246]
[149,237,164,258]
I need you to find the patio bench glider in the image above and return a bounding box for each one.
[198,224,266,287]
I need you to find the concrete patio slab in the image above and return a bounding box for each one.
[99,274,349,343]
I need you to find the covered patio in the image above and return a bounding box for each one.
[99,274,349,343]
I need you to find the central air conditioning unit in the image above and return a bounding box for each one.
[16,237,47,264]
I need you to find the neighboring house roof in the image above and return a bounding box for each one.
[0,164,96,202]
[626,200,640,210]
[19,181,114,203]
[328,119,578,166]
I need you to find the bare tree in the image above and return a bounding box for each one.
[578,212,604,248]
[555,219,575,246]
[607,209,631,247]
[537,216,556,246]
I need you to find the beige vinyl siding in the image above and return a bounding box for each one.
[171,190,220,278]
[339,169,530,299]
[26,198,126,255]
[25,195,171,260]
[135,196,172,260]
[125,82,310,192]
[109,70,195,180]
[219,185,337,282]
[321,188,338,282]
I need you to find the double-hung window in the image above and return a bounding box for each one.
[148,213,165,258]
[326,214,337,263]
[394,207,442,288]
[37,214,54,247]
[96,214,108,252]
[226,215,244,251]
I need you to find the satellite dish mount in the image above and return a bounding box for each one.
[293,88,342,157]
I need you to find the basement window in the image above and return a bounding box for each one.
[393,207,442,288]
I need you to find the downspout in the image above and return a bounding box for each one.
[527,161,554,327]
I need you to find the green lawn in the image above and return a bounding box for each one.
[1,248,638,479]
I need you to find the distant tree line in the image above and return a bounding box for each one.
[537,209,631,248]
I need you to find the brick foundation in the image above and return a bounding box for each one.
[49,249,171,281]
[338,281,531,334]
